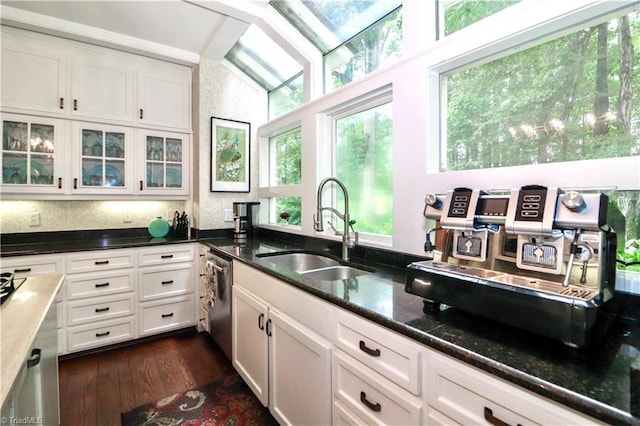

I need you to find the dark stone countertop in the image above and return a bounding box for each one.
[200,235,640,426]
[2,228,639,425]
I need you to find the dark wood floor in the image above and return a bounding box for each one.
[58,330,234,426]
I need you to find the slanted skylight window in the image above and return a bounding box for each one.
[225,25,302,91]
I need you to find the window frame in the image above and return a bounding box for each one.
[329,91,394,247]
[424,0,640,195]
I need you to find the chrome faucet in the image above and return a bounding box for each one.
[314,177,358,261]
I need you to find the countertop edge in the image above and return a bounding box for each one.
[0,274,64,408]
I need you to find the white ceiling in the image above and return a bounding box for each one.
[0,0,270,64]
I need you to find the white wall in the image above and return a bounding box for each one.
[193,59,268,231]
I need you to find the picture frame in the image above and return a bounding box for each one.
[210,116,250,192]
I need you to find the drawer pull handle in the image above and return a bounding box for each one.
[14,268,32,273]
[27,348,42,368]
[95,260,110,265]
[140,108,144,119]
[95,282,110,288]
[59,97,64,109]
[258,313,264,330]
[96,331,110,337]
[359,340,381,357]
[484,407,521,426]
[95,307,110,313]
[73,99,78,110]
[161,254,174,259]
[161,280,174,285]
[266,318,272,337]
[140,180,143,191]
[360,391,381,412]
[58,177,62,189]
[74,177,78,189]
[162,313,174,318]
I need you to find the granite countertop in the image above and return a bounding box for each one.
[2,229,639,424]
[201,236,640,426]
[0,274,64,408]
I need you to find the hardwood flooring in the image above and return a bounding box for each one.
[58,330,234,426]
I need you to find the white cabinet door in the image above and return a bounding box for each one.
[137,65,191,131]
[1,114,67,195]
[269,308,332,426]
[1,31,68,116]
[70,54,135,123]
[70,122,134,194]
[137,130,190,196]
[232,285,269,407]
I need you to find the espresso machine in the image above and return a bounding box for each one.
[233,201,260,242]
[406,185,625,347]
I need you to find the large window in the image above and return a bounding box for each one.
[268,127,302,226]
[334,100,393,236]
[439,0,521,37]
[444,10,640,172]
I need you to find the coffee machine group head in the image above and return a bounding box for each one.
[233,202,260,242]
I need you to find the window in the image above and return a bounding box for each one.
[269,73,304,119]
[439,0,521,37]
[334,99,393,236]
[267,127,302,226]
[444,10,640,172]
[271,0,403,92]
[325,7,402,91]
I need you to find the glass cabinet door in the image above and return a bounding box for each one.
[144,134,185,191]
[80,129,126,188]
[2,118,59,189]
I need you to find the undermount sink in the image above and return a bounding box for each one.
[300,265,370,281]
[257,251,373,281]
[257,252,340,272]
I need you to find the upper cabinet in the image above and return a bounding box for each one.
[138,65,191,131]
[1,32,68,116]
[1,27,192,132]
[70,54,135,124]
[0,27,193,199]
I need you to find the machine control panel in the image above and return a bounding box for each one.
[514,185,548,222]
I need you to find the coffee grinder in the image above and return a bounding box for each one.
[233,202,260,242]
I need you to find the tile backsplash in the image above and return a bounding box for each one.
[0,200,187,234]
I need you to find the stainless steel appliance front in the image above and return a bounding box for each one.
[203,250,233,360]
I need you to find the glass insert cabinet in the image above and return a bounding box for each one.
[139,130,189,195]
[1,114,64,193]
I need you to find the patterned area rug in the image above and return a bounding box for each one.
[121,372,279,425]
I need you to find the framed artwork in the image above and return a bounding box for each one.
[210,116,250,192]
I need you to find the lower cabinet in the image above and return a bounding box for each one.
[232,262,332,426]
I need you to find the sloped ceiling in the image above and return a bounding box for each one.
[0,0,270,64]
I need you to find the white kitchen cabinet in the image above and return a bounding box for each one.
[137,64,191,131]
[137,129,190,195]
[137,245,196,336]
[1,113,67,195]
[70,53,135,123]
[232,262,332,426]
[425,349,601,425]
[1,29,68,116]
[332,307,424,425]
[70,122,134,194]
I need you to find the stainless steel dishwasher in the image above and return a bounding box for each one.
[202,250,233,360]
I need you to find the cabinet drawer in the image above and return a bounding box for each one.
[67,293,134,326]
[139,264,193,301]
[67,270,134,299]
[1,255,63,278]
[426,351,600,425]
[66,249,135,273]
[67,316,135,352]
[138,245,194,266]
[139,296,194,336]
[333,308,422,395]
[333,351,423,425]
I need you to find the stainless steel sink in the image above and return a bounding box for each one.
[300,265,370,281]
[257,252,340,272]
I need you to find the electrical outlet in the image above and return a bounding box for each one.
[224,208,234,222]
[123,212,132,223]
[29,212,40,226]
